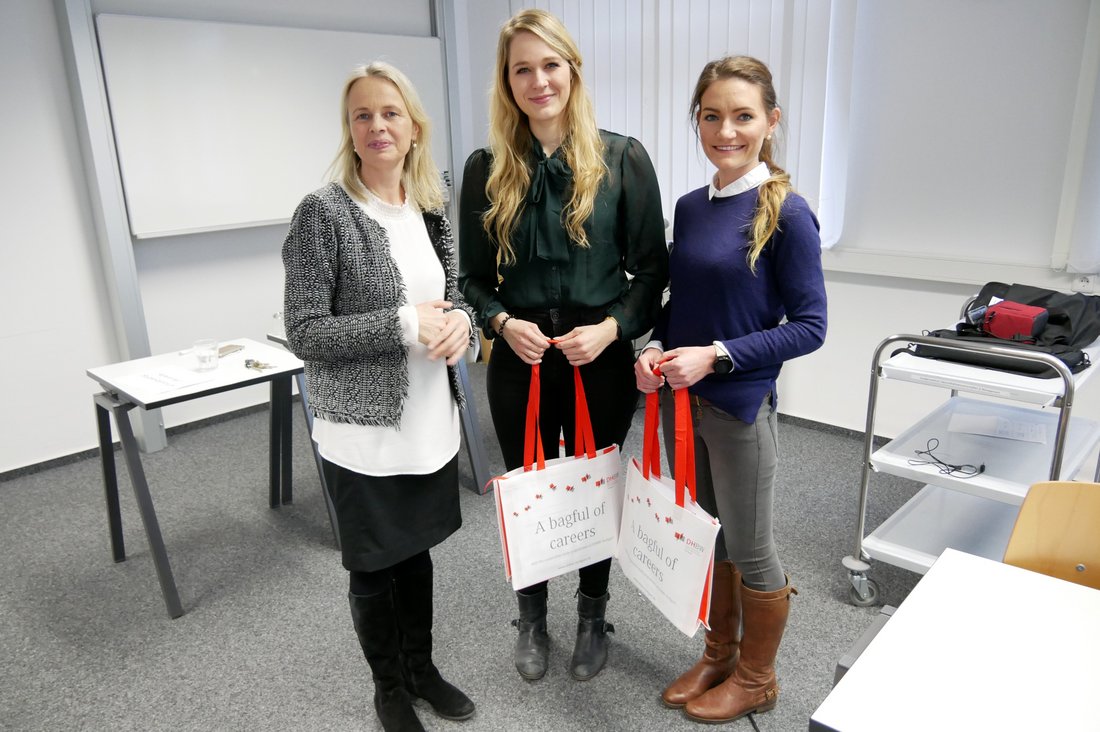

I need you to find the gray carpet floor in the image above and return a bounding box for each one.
[0,362,922,731]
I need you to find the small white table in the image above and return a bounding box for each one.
[811,548,1100,731]
[87,338,309,618]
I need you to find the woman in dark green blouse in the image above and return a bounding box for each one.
[458,8,668,683]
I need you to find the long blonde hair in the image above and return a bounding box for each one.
[330,61,444,212]
[484,8,606,265]
[691,55,790,273]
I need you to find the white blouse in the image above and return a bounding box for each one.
[311,184,460,476]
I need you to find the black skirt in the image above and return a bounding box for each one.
[322,454,462,572]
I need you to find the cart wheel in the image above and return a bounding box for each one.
[848,579,880,607]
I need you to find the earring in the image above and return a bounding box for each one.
[412,141,418,149]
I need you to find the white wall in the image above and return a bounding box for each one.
[0,0,432,473]
[6,0,1100,477]
[1,0,118,473]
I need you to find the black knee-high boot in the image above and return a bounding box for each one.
[349,591,425,732]
[392,565,475,721]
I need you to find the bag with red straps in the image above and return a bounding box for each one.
[615,385,721,637]
[492,365,624,591]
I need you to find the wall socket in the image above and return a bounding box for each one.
[1071,274,1099,293]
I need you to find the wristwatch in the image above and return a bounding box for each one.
[713,344,734,375]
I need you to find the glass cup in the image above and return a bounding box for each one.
[193,339,218,372]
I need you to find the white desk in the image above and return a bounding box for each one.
[811,548,1100,731]
[87,338,309,618]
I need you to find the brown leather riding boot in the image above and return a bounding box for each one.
[684,577,796,724]
[661,561,741,708]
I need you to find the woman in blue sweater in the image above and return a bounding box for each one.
[635,55,827,724]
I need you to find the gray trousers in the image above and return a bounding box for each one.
[661,391,785,592]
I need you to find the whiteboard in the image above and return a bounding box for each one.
[95,14,450,239]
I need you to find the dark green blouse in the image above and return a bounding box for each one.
[458,130,669,341]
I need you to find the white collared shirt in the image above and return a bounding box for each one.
[708,161,771,200]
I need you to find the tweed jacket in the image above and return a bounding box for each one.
[282,182,477,427]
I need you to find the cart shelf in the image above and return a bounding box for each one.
[862,485,1020,574]
[870,397,1100,506]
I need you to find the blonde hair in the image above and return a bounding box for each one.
[691,55,790,273]
[330,61,443,212]
[484,8,606,265]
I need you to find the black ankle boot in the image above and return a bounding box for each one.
[393,566,475,721]
[570,590,614,681]
[512,589,550,680]
[349,591,425,732]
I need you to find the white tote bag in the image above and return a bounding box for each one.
[494,365,624,590]
[616,388,721,636]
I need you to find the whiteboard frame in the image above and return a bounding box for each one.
[95,14,450,239]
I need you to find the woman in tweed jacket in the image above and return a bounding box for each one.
[282,62,476,732]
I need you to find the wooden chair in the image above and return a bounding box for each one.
[1002,481,1100,590]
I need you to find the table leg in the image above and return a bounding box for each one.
[456,360,491,493]
[270,376,293,506]
[295,372,340,549]
[269,379,282,508]
[94,395,125,562]
[111,399,184,619]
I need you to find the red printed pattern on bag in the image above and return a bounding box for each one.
[626,492,712,549]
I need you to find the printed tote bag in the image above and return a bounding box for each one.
[616,387,720,636]
[494,365,624,590]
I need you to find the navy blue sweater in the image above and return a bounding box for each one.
[652,185,827,423]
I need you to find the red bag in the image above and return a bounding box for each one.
[983,301,1049,342]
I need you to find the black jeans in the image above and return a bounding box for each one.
[487,307,638,597]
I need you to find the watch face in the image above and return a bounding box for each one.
[715,356,733,374]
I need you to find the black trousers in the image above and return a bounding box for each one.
[487,308,639,597]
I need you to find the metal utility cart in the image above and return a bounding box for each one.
[843,333,1100,606]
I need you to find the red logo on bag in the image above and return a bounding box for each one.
[646,498,652,506]
[665,516,673,524]
[595,479,603,487]
[654,513,660,520]
[524,505,531,511]
[549,483,556,490]
[566,485,574,492]
[582,473,591,482]
[674,532,684,541]
[512,512,519,517]
[535,493,542,499]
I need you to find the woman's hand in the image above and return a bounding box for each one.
[500,317,551,365]
[427,310,471,366]
[634,348,665,393]
[555,319,619,366]
[658,346,716,390]
[416,299,452,345]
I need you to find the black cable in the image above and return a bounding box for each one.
[907,437,985,478]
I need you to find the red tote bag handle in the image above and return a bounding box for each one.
[572,366,597,459]
[524,363,601,470]
[642,370,662,479]
[522,365,546,471]
[673,388,697,508]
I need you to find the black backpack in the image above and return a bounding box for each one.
[905,282,1100,378]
